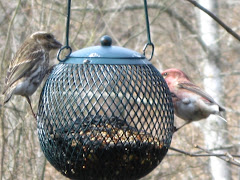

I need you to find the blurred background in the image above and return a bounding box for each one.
[0,0,240,179]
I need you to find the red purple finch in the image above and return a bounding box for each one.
[161,68,225,131]
[3,31,62,118]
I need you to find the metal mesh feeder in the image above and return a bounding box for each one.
[37,36,174,179]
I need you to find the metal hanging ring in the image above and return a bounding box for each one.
[57,0,72,62]
[57,45,72,62]
[143,42,154,61]
[142,0,155,61]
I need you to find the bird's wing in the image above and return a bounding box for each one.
[179,82,225,111]
[3,42,44,93]
[171,91,191,105]
[178,82,216,104]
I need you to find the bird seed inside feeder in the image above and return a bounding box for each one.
[47,115,168,179]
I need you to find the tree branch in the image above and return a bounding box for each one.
[72,3,240,55]
[164,7,209,53]
[220,71,240,77]
[184,0,240,42]
[0,1,22,179]
[195,145,240,167]
[169,145,240,167]
[72,4,210,53]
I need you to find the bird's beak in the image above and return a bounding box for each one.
[52,39,62,49]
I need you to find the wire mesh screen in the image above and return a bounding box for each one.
[37,63,174,179]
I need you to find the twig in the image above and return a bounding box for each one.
[184,0,240,42]
[220,71,240,77]
[0,1,22,179]
[35,2,240,44]
[225,152,240,164]
[0,0,21,74]
[169,147,207,157]
[169,145,240,167]
[165,7,208,53]
[195,145,240,167]
[169,146,239,157]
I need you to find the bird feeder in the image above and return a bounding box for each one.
[37,1,174,179]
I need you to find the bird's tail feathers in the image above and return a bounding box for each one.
[214,104,227,122]
[2,86,8,95]
[219,105,225,112]
[3,91,13,105]
[216,114,227,122]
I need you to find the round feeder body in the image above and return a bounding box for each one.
[37,35,174,180]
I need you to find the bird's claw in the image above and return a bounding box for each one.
[173,126,178,133]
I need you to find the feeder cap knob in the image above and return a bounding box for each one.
[101,35,112,46]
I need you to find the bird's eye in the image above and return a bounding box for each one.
[163,72,168,77]
[46,34,52,39]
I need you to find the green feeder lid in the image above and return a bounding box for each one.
[64,35,150,65]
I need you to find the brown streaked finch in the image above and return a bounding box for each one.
[161,68,226,131]
[2,31,62,118]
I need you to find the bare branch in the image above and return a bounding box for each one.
[195,145,240,167]
[184,0,240,42]
[220,71,240,77]
[169,145,240,167]
[0,0,21,74]
[1,1,22,179]
[71,4,215,55]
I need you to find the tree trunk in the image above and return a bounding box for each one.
[197,0,231,180]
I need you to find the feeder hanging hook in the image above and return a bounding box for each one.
[57,0,72,62]
[143,0,154,61]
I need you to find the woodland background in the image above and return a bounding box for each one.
[0,0,240,179]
